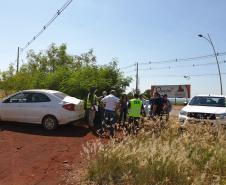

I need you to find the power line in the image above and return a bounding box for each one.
[139,73,226,78]
[120,52,226,72]
[135,60,226,71]
[20,0,73,53]
[139,52,226,65]
[150,60,226,70]
[188,73,226,77]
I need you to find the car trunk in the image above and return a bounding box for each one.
[62,96,84,111]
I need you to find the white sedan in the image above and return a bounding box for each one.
[0,89,85,130]
[179,95,226,125]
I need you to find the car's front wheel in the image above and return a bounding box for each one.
[42,115,58,130]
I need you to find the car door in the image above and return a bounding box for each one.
[1,92,31,122]
[22,92,52,123]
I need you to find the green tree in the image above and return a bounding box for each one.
[142,89,151,99]
[0,44,132,98]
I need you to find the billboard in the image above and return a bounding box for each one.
[150,85,191,98]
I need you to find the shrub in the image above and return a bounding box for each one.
[82,120,226,185]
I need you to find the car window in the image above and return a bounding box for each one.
[189,96,226,107]
[53,92,68,100]
[4,92,32,103]
[3,92,51,103]
[31,93,51,102]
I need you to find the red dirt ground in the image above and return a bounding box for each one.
[0,107,180,185]
[0,122,96,185]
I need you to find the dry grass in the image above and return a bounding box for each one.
[71,118,226,185]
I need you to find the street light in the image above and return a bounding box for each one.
[198,33,223,95]
[184,75,191,80]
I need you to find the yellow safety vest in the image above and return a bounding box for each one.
[128,98,142,117]
[86,94,98,109]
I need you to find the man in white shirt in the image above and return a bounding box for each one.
[101,90,120,111]
[101,90,120,137]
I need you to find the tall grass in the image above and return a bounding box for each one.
[82,120,226,185]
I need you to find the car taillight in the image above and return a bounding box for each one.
[63,104,75,111]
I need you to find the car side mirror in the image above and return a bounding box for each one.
[183,101,188,106]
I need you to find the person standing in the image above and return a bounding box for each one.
[94,91,107,131]
[86,86,98,129]
[163,94,172,121]
[152,92,167,119]
[139,94,147,123]
[149,92,158,118]
[101,90,120,137]
[127,93,144,134]
[119,94,128,127]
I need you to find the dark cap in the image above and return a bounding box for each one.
[110,90,116,95]
[134,93,139,98]
[90,86,96,92]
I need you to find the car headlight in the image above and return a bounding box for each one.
[216,113,226,120]
[179,110,188,116]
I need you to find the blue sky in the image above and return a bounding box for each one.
[0,0,226,96]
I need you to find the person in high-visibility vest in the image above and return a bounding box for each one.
[86,86,98,129]
[127,93,145,134]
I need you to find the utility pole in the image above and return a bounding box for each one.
[16,46,20,73]
[135,62,139,94]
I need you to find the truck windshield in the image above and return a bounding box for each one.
[189,96,226,107]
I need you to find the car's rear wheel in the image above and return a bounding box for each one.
[42,115,58,130]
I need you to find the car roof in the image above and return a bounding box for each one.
[22,89,61,94]
[194,94,226,98]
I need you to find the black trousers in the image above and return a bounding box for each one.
[119,108,128,125]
